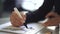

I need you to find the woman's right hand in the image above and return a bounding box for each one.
[10,11,26,27]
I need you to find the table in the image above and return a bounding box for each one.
[0,18,59,34]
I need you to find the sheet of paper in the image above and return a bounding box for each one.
[0,22,56,34]
[0,22,44,34]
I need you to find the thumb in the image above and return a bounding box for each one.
[20,12,26,20]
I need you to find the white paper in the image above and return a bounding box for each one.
[0,22,44,34]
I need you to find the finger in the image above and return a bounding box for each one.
[12,18,24,27]
[20,12,26,20]
[13,12,23,20]
[46,12,54,18]
[10,13,21,27]
[11,14,24,26]
[12,11,23,19]
[10,11,25,26]
[10,16,22,27]
[43,18,59,27]
[15,12,26,23]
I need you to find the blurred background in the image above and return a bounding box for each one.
[0,0,44,24]
[0,0,59,34]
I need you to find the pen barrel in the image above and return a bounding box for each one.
[14,7,23,19]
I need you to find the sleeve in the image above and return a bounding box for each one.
[54,0,60,15]
[25,0,54,23]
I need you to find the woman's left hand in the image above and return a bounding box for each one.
[43,12,60,27]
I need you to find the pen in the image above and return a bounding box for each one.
[14,7,23,18]
[24,23,28,29]
[14,7,28,28]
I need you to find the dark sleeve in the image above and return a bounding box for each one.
[54,0,60,15]
[25,0,54,23]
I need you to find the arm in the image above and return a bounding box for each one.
[54,0,60,15]
[10,0,54,27]
[25,0,54,23]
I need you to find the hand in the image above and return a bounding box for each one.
[45,12,58,18]
[43,12,60,27]
[10,11,26,27]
